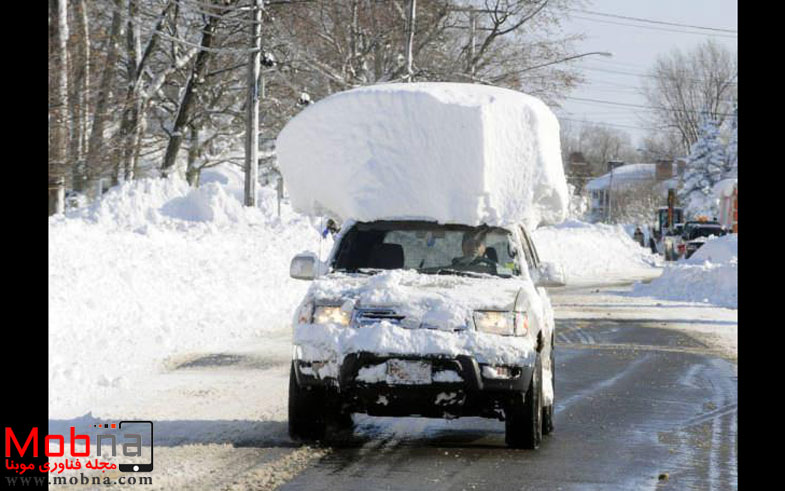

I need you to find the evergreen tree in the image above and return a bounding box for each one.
[678,114,727,217]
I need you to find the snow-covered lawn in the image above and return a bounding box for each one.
[532,219,662,286]
[48,168,329,418]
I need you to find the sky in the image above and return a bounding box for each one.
[555,0,738,150]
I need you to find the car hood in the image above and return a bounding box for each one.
[305,269,528,331]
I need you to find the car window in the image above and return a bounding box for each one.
[689,227,723,240]
[333,222,522,277]
[518,226,538,270]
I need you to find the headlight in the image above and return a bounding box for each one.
[296,302,313,324]
[313,305,351,326]
[473,310,526,336]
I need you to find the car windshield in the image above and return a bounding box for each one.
[332,221,521,278]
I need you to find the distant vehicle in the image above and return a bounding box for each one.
[681,221,726,259]
[654,207,684,261]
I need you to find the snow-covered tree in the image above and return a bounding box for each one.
[679,114,727,217]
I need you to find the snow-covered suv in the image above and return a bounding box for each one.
[287,219,564,449]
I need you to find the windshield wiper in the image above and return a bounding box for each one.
[421,268,487,278]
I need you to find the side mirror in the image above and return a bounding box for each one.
[535,262,566,288]
[290,253,318,280]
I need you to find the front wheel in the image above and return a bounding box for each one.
[288,364,353,443]
[288,364,327,441]
[505,354,543,449]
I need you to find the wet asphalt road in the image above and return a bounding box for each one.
[281,319,737,490]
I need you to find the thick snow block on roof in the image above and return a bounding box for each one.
[277,83,568,228]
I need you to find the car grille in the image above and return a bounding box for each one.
[353,308,405,326]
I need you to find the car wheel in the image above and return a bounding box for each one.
[542,342,555,436]
[326,404,354,441]
[288,364,328,441]
[505,354,543,449]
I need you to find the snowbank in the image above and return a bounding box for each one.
[531,220,660,285]
[631,234,737,309]
[277,83,568,229]
[48,166,329,417]
[62,167,279,230]
[690,233,737,264]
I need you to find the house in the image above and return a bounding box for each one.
[586,160,684,221]
[713,178,738,233]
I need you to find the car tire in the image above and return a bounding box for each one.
[542,341,555,436]
[505,354,543,449]
[326,405,355,440]
[288,364,328,441]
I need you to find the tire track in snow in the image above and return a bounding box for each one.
[678,403,737,429]
[658,358,737,489]
[557,342,723,357]
[555,354,650,414]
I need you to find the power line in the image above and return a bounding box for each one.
[564,96,735,116]
[557,117,656,131]
[570,8,737,34]
[571,14,737,39]
[579,65,738,86]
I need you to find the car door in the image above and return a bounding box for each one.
[519,225,556,406]
[519,224,555,345]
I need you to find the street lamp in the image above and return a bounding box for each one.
[494,51,612,82]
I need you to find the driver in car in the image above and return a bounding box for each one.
[452,230,495,270]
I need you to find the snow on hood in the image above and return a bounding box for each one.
[306,269,525,329]
[294,322,536,367]
[293,269,541,366]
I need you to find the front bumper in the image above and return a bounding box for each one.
[293,352,535,419]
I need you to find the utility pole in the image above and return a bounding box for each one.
[244,0,262,207]
[405,0,416,81]
[607,166,614,223]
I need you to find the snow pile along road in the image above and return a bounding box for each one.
[277,83,569,230]
[531,220,661,285]
[630,234,737,309]
[48,166,328,418]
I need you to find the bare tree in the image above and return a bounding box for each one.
[607,181,664,225]
[161,1,240,176]
[49,0,69,215]
[561,120,637,176]
[642,39,737,154]
[68,0,91,193]
[273,0,582,101]
[85,0,124,199]
[48,0,589,207]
